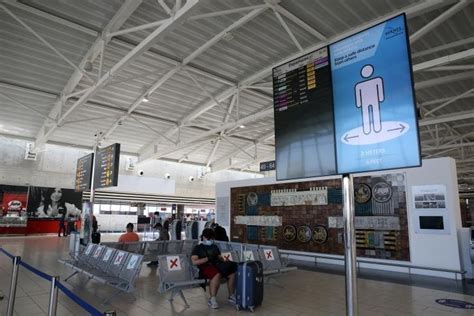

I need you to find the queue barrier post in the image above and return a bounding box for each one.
[48,276,59,316]
[6,256,21,316]
[103,311,117,316]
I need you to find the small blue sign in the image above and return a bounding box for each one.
[329,14,420,174]
[435,299,474,309]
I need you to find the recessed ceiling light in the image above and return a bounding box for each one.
[142,95,149,102]
[239,125,245,129]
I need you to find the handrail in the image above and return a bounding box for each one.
[0,247,107,316]
[279,249,465,275]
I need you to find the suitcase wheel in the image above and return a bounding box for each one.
[235,305,240,311]
[249,306,255,313]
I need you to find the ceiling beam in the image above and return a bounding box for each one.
[273,4,326,41]
[412,48,474,72]
[33,0,200,149]
[205,94,237,168]
[409,0,469,43]
[423,88,474,116]
[138,0,445,164]
[415,71,474,90]
[182,7,266,65]
[98,6,265,142]
[32,0,144,149]
[412,36,474,59]
[420,110,474,127]
[139,107,273,162]
[211,131,274,172]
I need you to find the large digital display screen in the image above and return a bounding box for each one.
[94,143,120,189]
[330,14,420,174]
[273,47,336,180]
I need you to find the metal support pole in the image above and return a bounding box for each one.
[103,310,117,316]
[86,137,99,245]
[342,174,358,316]
[47,276,59,316]
[6,256,21,316]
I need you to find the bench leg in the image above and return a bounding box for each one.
[102,288,124,305]
[169,289,189,308]
[178,290,189,308]
[64,271,79,282]
[264,275,283,288]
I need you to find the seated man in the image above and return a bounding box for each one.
[118,223,140,242]
[191,228,236,309]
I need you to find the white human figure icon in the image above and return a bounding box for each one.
[355,65,385,135]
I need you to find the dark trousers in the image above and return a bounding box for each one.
[58,224,67,237]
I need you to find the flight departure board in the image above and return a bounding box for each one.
[273,47,336,180]
[94,143,120,189]
[75,153,94,191]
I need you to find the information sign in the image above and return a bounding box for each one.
[94,143,120,189]
[259,160,276,172]
[273,47,336,180]
[75,153,94,192]
[329,14,420,174]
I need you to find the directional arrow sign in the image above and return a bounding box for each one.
[388,124,406,133]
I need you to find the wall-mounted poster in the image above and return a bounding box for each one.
[0,185,28,216]
[27,186,83,218]
[412,185,449,235]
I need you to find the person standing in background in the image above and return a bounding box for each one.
[58,206,67,237]
[92,215,98,233]
[147,222,170,267]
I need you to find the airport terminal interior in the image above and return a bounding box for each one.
[0,0,474,315]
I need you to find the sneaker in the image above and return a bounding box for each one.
[228,294,236,304]
[147,261,158,267]
[208,298,219,309]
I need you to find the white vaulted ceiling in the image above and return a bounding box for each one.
[0,0,473,187]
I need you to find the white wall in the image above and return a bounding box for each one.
[215,157,464,279]
[0,137,261,198]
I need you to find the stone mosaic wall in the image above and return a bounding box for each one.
[230,173,410,261]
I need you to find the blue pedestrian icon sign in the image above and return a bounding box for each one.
[330,14,420,174]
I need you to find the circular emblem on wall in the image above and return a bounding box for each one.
[297,225,312,243]
[354,183,371,204]
[247,192,258,206]
[283,225,297,242]
[372,181,392,203]
[312,225,328,244]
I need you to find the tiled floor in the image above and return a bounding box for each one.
[1,235,473,315]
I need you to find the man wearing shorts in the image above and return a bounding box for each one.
[191,228,236,309]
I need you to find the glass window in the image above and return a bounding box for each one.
[120,204,130,212]
[101,204,111,211]
[111,204,120,211]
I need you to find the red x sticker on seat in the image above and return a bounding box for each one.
[222,252,232,262]
[167,256,181,271]
[264,249,275,261]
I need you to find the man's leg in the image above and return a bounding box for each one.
[209,273,221,297]
[227,272,235,296]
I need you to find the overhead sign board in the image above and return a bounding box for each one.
[260,160,276,172]
[329,14,420,174]
[272,14,420,179]
[94,143,120,189]
[75,153,94,192]
[273,47,336,180]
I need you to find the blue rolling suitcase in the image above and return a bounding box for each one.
[235,261,264,312]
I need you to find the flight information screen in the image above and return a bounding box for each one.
[273,47,336,180]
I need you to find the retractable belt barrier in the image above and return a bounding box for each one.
[0,247,108,316]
